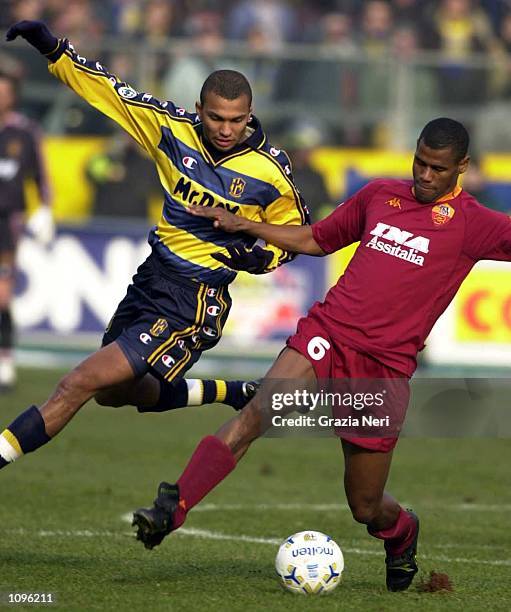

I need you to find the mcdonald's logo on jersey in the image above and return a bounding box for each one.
[229,177,246,198]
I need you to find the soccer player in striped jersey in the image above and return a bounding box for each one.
[0,23,307,471]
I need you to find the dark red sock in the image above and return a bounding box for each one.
[174,435,236,528]
[368,507,417,555]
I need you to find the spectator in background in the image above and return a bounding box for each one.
[0,72,53,390]
[142,0,188,90]
[51,0,104,49]
[161,11,226,110]
[274,11,359,144]
[86,132,160,220]
[424,0,500,107]
[282,121,331,222]
[229,24,280,113]
[140,0,180,43]
[6,0,54,87]
[358,0,395,55]
[387,25,439,147]
[356,0,395,145]
[226,0,298,50]
[8,0,45,23]
[461,155,508,213]
[391,0,428,28]
[492,11,511,98]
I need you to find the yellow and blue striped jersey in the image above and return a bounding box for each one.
[48,41,309,286]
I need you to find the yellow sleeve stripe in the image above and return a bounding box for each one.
[256,150,307,224]
[64,54,195,125]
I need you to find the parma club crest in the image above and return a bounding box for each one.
[431,203,455,226]
[149,318,168,337]
[229,177,246,198]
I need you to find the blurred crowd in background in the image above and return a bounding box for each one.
[4,1,511,141]
[2,0,511,219]
[3,0,511,54]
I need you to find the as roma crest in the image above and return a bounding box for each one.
[229,177,246,198]
[432,203,455,226]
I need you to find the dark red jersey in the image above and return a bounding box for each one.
[311,179,511,376]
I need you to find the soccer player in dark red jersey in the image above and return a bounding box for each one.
[132,118,511,591]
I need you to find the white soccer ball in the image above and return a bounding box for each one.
[275,530,343,595]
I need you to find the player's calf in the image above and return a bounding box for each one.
[133,435,237,549]
[137,378,260,413]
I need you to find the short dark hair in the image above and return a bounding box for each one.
[418,118,469,161]
[200,70,252,106]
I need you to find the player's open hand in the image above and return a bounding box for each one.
[187,205,247,233]
[6,21,59,55]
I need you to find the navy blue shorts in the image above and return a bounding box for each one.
[102,253,231,381]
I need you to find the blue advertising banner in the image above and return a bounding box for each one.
[14,223,326,346]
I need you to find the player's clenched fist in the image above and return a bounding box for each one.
[6,20,59,55]
[187,205,248,233]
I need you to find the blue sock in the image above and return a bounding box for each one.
[137,379,253,412]
[0,405,51,469]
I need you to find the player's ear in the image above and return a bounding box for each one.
[195,101,203,118]
[458,155,470,175]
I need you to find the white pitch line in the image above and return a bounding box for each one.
[147,502,511,513]
[7,525,511,567]
[176,527,511,567]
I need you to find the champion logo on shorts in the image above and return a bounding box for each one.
[202,326,217,338]
[192,333,200,343]
[139,333,152,345]
[178,339,186,349]
[161,354,175,367]
[207,305,221,316]
[207,288,217,297]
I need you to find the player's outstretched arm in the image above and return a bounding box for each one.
[188,205,325,256]
[6,21,61,57]
[6,20,163,156]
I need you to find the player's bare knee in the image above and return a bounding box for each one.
[94,389,119,407]
[55,367,97,403]
[348,498,381,525]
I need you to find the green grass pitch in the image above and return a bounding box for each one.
[0,367,510,611]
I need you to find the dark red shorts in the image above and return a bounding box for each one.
[286,314,409,452]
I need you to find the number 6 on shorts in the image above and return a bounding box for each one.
[307,336,331,361]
